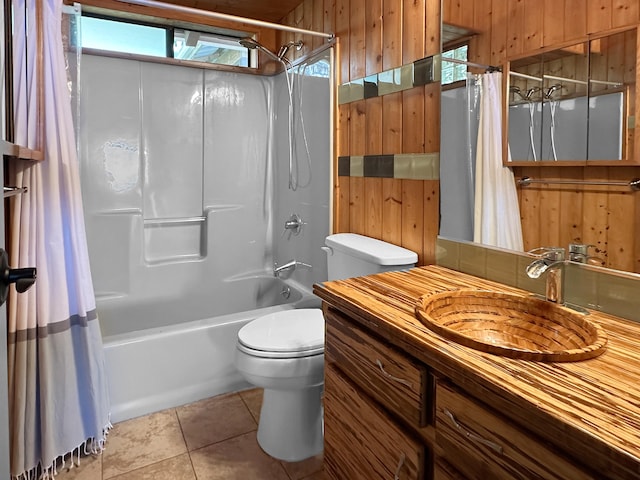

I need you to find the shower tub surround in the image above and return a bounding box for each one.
[77,52,331,422]
[102,276,318,423]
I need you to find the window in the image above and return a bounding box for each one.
[80,14,249,67]
[299,58,331,78]
[173,29,248,67]
[81,16,169,58]
[441,44,468,85]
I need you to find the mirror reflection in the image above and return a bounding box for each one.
[508,54,544,161]
[588,29,636,161]
[506,28,636,163]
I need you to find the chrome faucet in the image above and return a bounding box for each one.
[568,243,605,266]
[281,213,305,238]
[525,247,565,304]
[273,259,312,278]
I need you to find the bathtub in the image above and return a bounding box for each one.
[101,275,321,423]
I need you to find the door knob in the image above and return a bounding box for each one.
[0,248,36,306]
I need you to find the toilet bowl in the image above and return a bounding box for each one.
[235,308,325,462]
[235,233,418,461]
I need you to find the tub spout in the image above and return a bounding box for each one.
[274,260,312,278]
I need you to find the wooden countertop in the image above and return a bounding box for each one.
[314,265,640,479]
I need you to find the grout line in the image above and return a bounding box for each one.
[278,459,296,480]
[106,453,190,480]
[173,405,190,450]
[238,388,262,425]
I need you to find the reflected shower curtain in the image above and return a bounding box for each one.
[473,72,524,251]
[7,1,110,478]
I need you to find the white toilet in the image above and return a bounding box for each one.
[234,233,418,462]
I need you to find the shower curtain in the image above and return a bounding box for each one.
[473,72,524,251]
[7,1,110,478]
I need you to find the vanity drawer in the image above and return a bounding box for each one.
[325,307,430,427]
[324,365,426,480]
[435,380,595,480]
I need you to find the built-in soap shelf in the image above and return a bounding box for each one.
[143,215,207,264]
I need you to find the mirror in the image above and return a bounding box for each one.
[505,28,637,164]
[440,22,640,275]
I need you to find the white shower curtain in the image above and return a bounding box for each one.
[473,72,524,251]
[7,1,110,478]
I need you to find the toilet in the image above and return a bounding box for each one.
[234,233,418,461]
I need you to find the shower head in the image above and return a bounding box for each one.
[525,86,542,100]
[277,40,304,60]
[239,37,281,62]
[545,84,563,99]
[510,85,526,101]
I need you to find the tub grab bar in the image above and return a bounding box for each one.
[144,216,206,226]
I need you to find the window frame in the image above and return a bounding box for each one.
[79,12,251,68]
[441,40,470,88]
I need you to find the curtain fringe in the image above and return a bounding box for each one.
[12,419,112,480]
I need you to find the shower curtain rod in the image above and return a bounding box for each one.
[441,56,500,72]
[510,71,618,87]
[518,176,640,191]
[510,71,542,82]
[113,0,334,39]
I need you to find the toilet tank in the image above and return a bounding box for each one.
[324,233,418,281]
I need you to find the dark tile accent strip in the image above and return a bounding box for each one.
[363,155,395,177]
[338,156,351,176]
[338,154,438,180]
[338,53,439,105]
[363,74,379,99]
[413,57,434,87]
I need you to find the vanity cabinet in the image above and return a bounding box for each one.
[324,365,426,480]
[435,380,594,480]
[323,305,598,480]
[324,307,431,427]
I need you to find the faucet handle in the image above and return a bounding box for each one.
[569,243,595,255]
[569,244,605,265]
[527,246,565,262]
[281,213,305,238]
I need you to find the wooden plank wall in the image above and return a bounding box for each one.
[444,0,640,273]
[278,0,442,266]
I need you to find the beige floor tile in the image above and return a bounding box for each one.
[280,453,324,480]
[110,453,196,480]
[102,409,187,479]
[190,431,290,480]
[53,452,102,480]
[238,388,263,424]
[176,392,257,451]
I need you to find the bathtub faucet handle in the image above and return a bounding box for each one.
[281,213,305,239]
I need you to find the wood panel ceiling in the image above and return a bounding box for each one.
[161,0,302,23]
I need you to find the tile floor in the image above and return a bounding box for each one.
[54,388,324,480]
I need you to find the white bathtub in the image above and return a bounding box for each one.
[101,275,321,423]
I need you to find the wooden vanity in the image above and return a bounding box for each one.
[313,265,640,480]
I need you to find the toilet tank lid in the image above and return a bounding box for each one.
[325,233,418,266]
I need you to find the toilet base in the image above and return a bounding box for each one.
[256,385,324,462]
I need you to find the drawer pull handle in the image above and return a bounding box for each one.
[376,359,413,388]
[444,408,504,455]
[394,452,406,480]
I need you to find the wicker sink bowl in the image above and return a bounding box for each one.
[415,289,607,362]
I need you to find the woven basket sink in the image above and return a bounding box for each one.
[415,289,607,362]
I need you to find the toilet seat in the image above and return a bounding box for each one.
[237,308,324,359]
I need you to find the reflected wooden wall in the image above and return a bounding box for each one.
[279,0,441,266]
[444,0,640,273]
